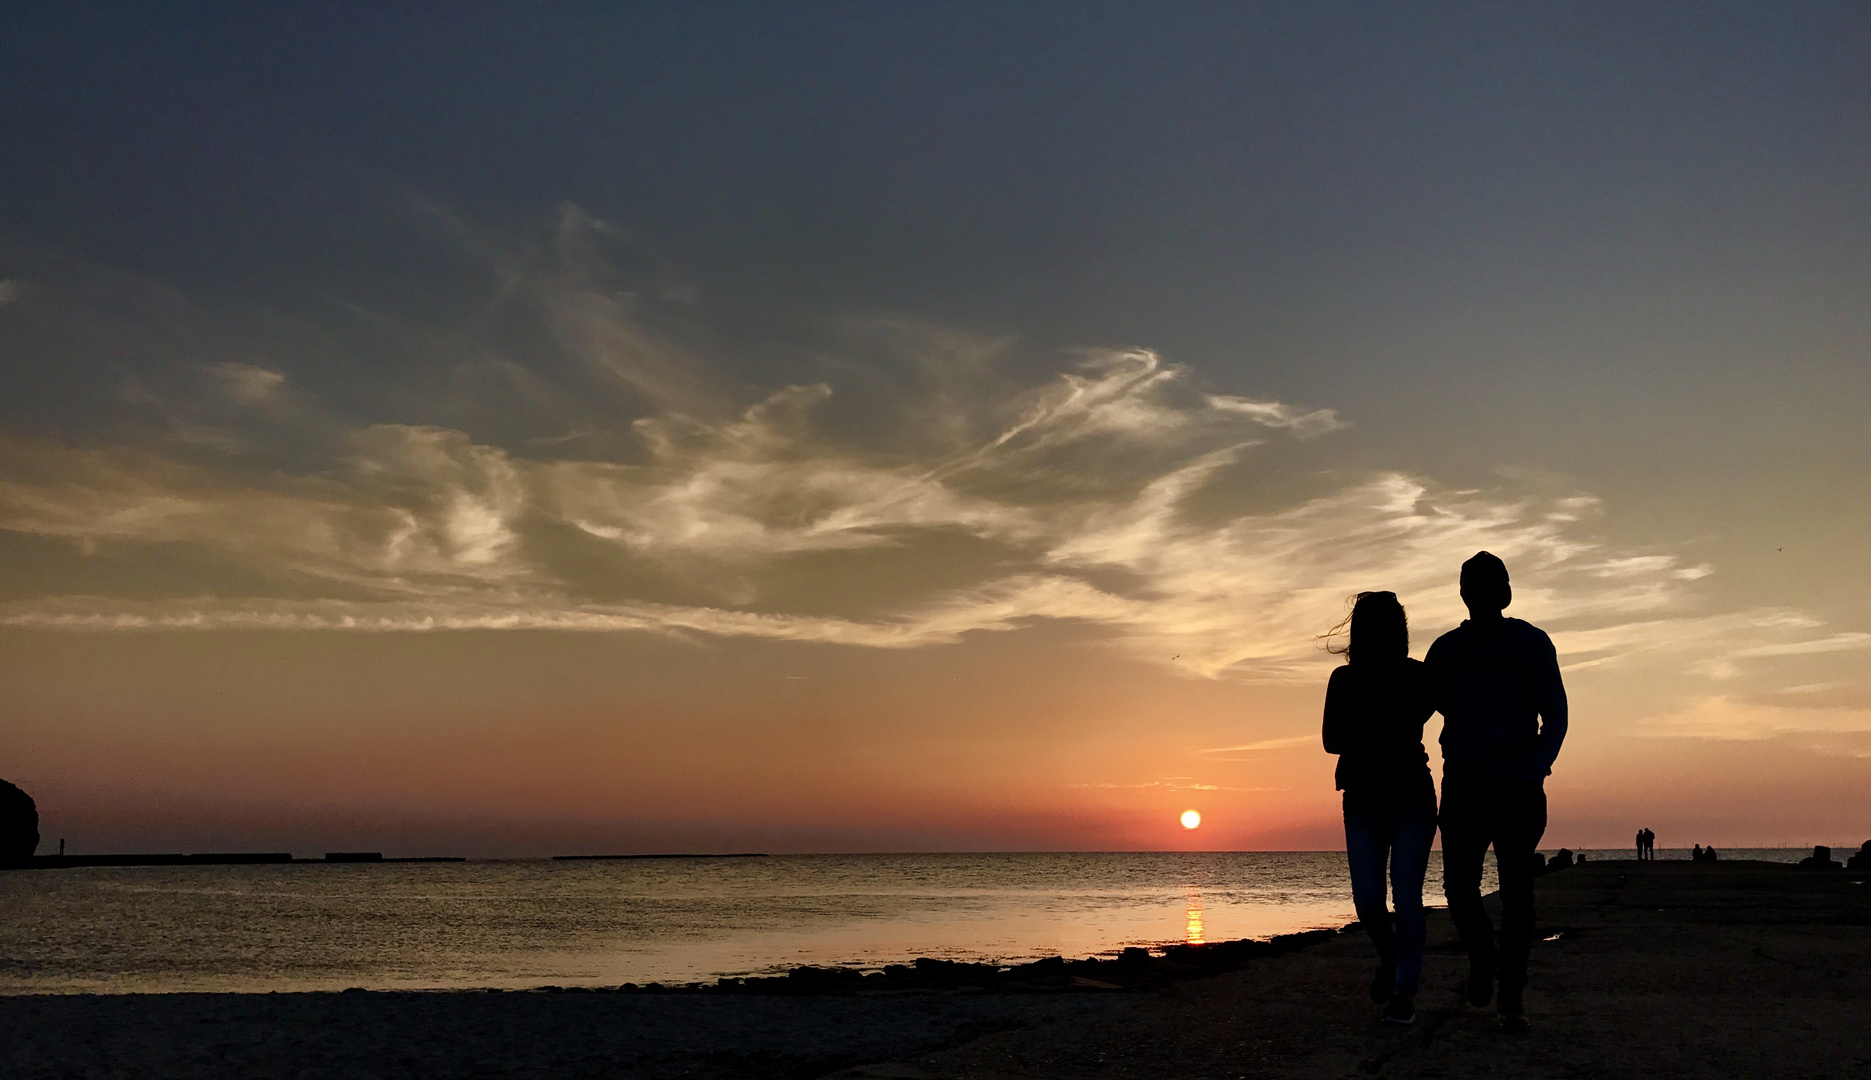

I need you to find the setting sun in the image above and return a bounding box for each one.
[1180,810,1202,830]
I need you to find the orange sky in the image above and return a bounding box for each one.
[4,586,1866,855]
[2,7,1868,856]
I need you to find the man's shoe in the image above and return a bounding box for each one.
[1497,985,1527,1032]
[1369,961,1395,1003]
[1466,956,1494,1008]
[1381,991,1415,1025]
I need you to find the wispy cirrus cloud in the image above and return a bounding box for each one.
[1631,696,1871,757]
[1065,777,1286,792]
[0,413,1743,680]
[1196,736,1317,757]
[1688,632,1871,681]
[1202,394,1345,437]
[209,363,288,405]
[0,208,1859,696]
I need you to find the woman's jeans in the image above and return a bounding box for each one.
[1344,800,1436,995]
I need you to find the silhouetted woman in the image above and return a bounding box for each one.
[1321,591,1436,1025]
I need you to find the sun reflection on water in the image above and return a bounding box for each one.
[1185,887,1205,944]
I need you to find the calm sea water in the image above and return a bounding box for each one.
[0,849,1802,994]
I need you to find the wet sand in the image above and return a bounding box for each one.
[859,860,1871,1079]
[3,860,1866,1079]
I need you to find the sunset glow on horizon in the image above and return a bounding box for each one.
[1,6,1867,858]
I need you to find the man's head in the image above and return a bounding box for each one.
[1460,550,1511,616]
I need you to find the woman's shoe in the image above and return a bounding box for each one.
[1381,992,1415,1025]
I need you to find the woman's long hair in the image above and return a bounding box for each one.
[1319,591,1409,664]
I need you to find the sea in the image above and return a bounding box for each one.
[0,849,1810,994]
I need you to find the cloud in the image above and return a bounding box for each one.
[1546,612,1868,682]
[1631,696,1871,751]
[1687,632,1871,680]
[1197,736,1317,754]
[0,338,1377,658]
[0,207,1858,693]
[0,426,534,589]
[0,426,1739,682]
[209,363,288,405]
[542,383,1043,565]
[976,349,1188,455]
[1204,394,1345,437]
[1064,778,1285,792]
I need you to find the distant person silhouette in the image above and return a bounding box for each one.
[1642,828,1655,860]
[1321,591,1435,1026]
[1693,843,1704,861]
[1427,552,1567,1033]
[1635,829,1645,860]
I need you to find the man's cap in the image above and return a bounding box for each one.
[1460,550,1510,590]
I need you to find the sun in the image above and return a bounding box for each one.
[1180,809,1202,830]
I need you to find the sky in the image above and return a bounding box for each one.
[1,3,1867,856]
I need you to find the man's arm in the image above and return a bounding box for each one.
[1530,630,1568,779]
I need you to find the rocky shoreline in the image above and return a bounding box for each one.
[575,927,1345,997]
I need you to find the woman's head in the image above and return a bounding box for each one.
[1323,590,1409,663]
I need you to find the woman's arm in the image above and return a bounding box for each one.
[1321,666,1352,755]
[1408,658,1438,725]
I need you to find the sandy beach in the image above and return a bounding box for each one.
[2,859,1866,1079]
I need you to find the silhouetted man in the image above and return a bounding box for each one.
[1427,551,1567,1032]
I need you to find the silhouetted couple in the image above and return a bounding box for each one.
[1321,552,1567,1031]
[1635,827,1655,860]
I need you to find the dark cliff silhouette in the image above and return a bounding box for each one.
[0,779,39,866]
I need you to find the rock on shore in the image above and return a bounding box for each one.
[0,779,38,866]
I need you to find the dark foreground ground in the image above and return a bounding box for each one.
[2,860,1867,1079]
